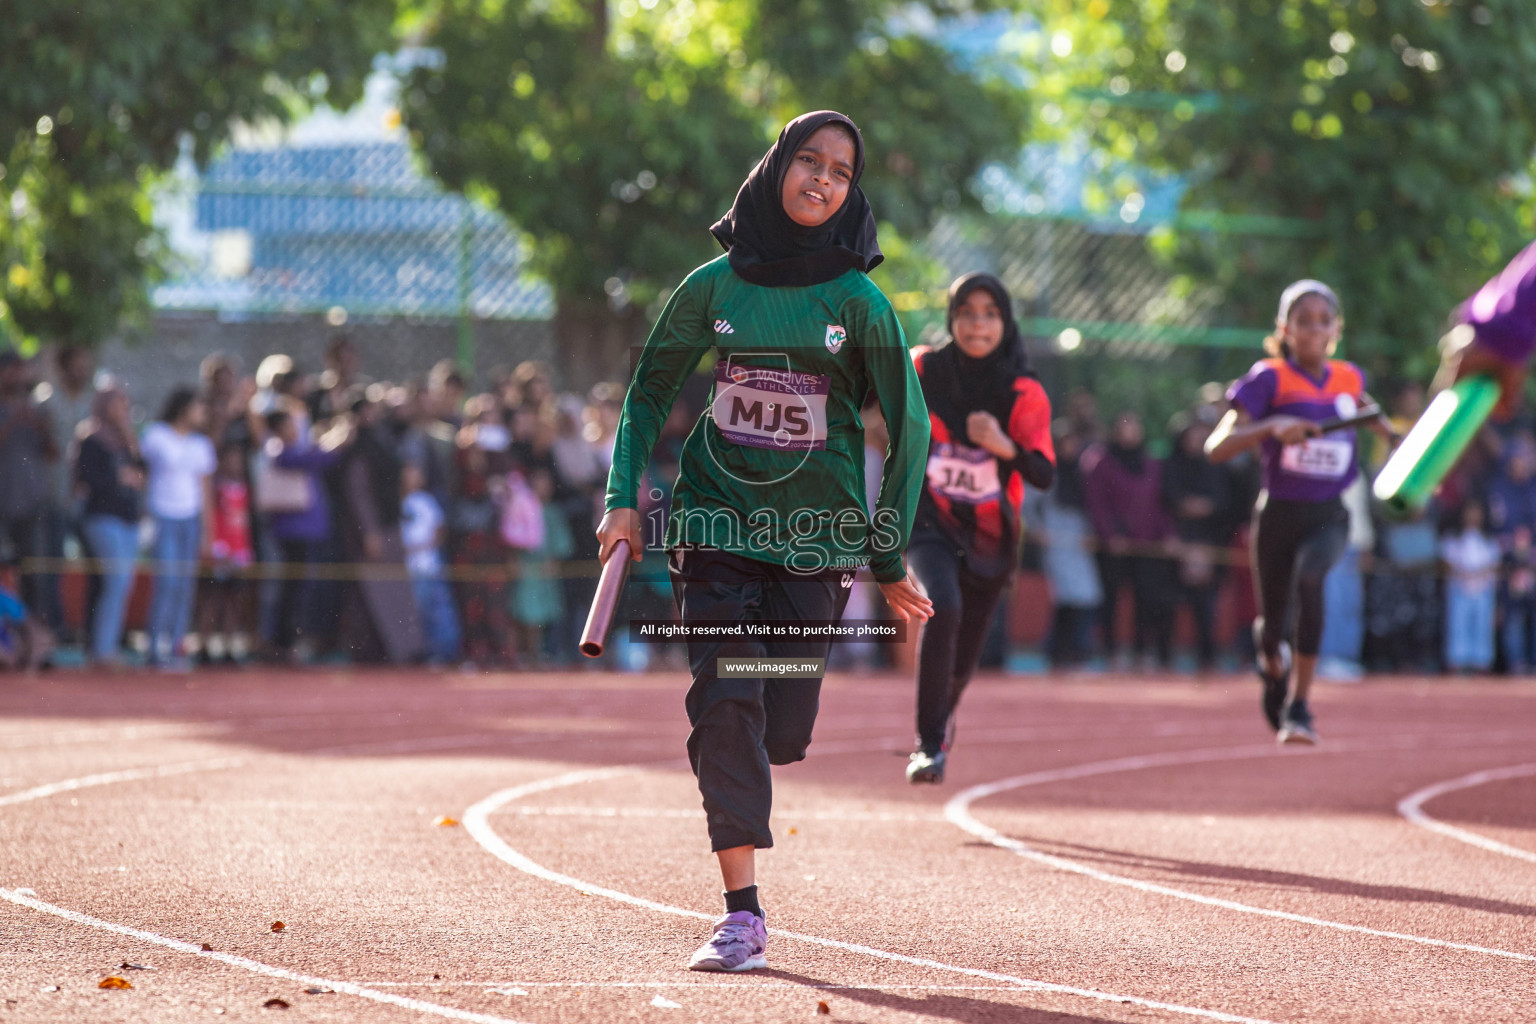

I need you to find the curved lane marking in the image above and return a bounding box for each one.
[1397,763,1536,865]
[0,758,247,808]
[464,765,1281,1024]
[0,734,539,1024]
[945,743,1536,964]
[0,888,534,1024]
[6,717,1534,1024]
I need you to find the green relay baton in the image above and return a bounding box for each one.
[1372,375,1500,514]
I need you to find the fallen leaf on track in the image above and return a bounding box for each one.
[201,943,214,951]
[120,962,155,970]
[817,1000,831,1015]
[433,816,459,827]
[98,977,132,990]
[262,997,290,1009]
[269,921,285,933]
[650,994,682,1009]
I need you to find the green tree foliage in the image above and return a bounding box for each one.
[0,0,395,349]
[1032,0,1536,378]
[400,0,1027,384]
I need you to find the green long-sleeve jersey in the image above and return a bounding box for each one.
[606,255,930,583]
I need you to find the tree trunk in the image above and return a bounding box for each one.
[552,290,647,393]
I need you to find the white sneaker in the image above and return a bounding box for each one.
[687,911,767,972]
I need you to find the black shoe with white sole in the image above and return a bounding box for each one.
[1277,699,1319,745]
[1253,626,1292,733]
[906,749,946,784]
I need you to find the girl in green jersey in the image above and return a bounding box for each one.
[597,110,933,972]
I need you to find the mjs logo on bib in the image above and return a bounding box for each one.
[825,324,847,354]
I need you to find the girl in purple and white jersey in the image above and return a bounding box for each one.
[1206,281,1395,743]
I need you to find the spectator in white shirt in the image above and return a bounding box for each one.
[140,387,215,669]
[1440,502,1501,674]
[401,463,460,665]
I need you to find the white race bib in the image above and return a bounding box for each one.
[926,442,1001,504]
[712,362,830,451]
[1279,437,1352,479]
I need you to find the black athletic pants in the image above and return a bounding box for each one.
[1251,495,1349,659]
[1096,550,1175,664]
[668,547,855,852]
[906,538,1010,756]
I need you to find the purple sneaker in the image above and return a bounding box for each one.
[688,910,767,972]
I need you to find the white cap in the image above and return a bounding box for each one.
[1277,279,1340,323]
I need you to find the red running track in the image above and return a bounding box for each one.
[0,668,1532,1023]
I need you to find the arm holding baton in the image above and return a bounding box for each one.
[580,538,632,658]
[1380,240,1536,512]
[583,507,645,658]
[1314,405,1384,434]
[1373,376,1500,514]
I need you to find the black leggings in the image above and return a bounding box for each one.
[906,538,1010,755]
[1251,495,1349,659]
[1096,551,1176,663]
[668,547,854,852]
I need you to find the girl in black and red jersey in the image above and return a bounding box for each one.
[905,273,1055,783]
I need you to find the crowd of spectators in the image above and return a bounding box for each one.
[0,338,642,672]
[2,338,1536,677]
[1033,381,1536,678]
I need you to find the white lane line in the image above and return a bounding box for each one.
[0,758,246,807]
[305,733,517,758]
[464,767,1281,1024]
[0,711,438,750]
[0,733,532,812]
[945,743,1536,964]
[506,806,939,823]
[813,717,1221,738]
[357,980,1141,992]
[0,732,542,1024]
[0,722,213,751]
[0,888,533,1024]
[807,721,1231,757]
[0,734,519,807]
[809,724,1536,760]
[1397,764,1536,864]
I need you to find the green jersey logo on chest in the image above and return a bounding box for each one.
[825,324,847,354]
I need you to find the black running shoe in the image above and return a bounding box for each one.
[1253,624,1291,732]
[1278,699,1319,745]
[906,749,946,785]
[1261,667,1288,732]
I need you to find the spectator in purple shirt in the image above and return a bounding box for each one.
[263,408,350,662]
[1083,411,1174,669]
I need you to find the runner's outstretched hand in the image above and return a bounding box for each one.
[879,576,934,622]
[1436,327,1527,420]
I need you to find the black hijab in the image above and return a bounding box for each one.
[940,272,1034,422]
[710,110,883,288]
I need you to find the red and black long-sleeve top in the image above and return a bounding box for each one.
[910,344,1055,578]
